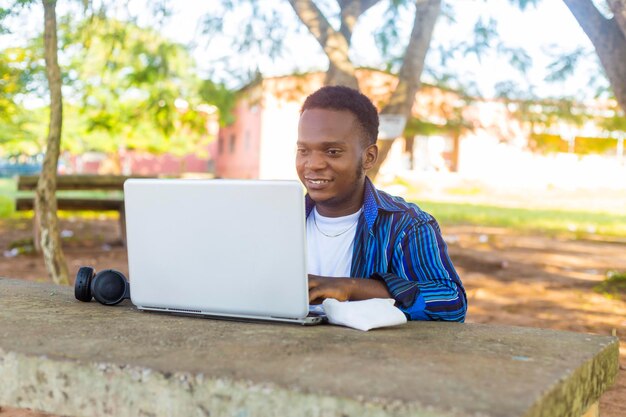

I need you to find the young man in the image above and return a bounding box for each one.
[297,86,467,322]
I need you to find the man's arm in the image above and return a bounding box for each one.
[374,219,466,322]
[308,275,391,304]
[306,219,466,322]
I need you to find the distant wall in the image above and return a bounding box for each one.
[382,134,626,190]
[215,86,262,179]
[63,151,212,176]
[459,136,626,189]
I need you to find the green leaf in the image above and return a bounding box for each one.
[507,0,540,11]
[497,45,532,75]
[463,17,498,62]
[545,47,588,82]
[198,79,236,126]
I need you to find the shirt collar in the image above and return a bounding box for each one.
[305,177,402,231]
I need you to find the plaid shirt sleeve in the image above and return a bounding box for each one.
[372,219,467,322]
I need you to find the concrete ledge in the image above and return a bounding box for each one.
[0,278,619,417]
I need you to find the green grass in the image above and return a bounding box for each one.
[594,271,626,299]
[0,178,17,218]
[2,177,626,238]
[417,200,626,238]
[0,177,16,195]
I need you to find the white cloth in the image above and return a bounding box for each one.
[306,208,362,277]
[320,298,408,331]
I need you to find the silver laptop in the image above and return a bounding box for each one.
[123,179,323,325]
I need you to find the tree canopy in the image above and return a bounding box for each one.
[0,4,235,157]
[1,0,624,160]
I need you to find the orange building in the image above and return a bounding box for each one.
[214,70,527,179]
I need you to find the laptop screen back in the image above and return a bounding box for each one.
[124,179,309,319]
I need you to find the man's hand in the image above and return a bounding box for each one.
[308,275,353,304]
[307,274,392,304]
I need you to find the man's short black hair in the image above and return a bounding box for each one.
[301,86,379,146]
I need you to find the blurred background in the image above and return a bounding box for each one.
[0,1,625,416]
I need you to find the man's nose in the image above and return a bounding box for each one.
[306,151,326,170]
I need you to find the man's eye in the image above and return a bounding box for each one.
[327,149,342,156]
[297,148,308,155]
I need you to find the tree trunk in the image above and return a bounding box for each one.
[606,0,626,36]
[288,0,360,89]
[563,0,626,112]
[37,0,70,285]
[450,131,460,172]
[405,135,415,169]
[325,61,359,89]
[288,0,441,179]
[369,0,442,180]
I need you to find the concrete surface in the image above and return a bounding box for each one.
[0,277,619,417]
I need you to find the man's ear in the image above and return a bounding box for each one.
[363,143,378,170]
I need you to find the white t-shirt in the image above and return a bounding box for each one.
[306,207,362,277]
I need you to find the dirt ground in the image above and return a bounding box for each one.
[1,216,625,417]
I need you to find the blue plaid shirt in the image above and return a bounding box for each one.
[305,177,467,322]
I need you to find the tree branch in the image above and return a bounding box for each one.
[338,0,383,41]
[288,0,358,88]
[607,0,626,37]
[288,0,336,48]
[382,0,441,115]
[338,0,382,17]
[369,0,442,180]
[563,0,626,111]
[562,0,609,45]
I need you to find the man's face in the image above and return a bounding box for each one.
[296,108,377,217]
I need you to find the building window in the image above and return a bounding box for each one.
[218,134,223,155]
[230,134,236,154]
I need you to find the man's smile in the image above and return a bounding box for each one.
[305,177,332,187]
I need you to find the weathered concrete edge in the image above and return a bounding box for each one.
[0,348,473,417]
[523,336,620,417]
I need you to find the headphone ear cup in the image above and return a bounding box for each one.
[75,266,95,302]
[91,269,129,306]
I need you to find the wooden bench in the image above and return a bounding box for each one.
[15,175,144,251]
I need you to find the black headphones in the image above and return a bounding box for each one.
[74,266,130,306]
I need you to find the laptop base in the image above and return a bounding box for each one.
[137,306,325,325]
